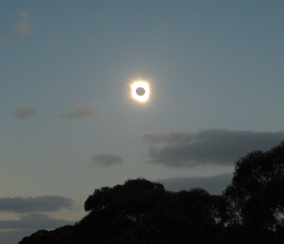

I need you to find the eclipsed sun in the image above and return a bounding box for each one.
[131,81,150,102]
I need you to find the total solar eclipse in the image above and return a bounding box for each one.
[136,87,145,96]
[131,81,149,102]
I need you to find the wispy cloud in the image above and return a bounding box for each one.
[14,105,36,120]
[59,101,103,119]
[90,154,123,167]
[155,173,233,195]
[137,129,284,168]
[0,196,74,213]
[14,10,36,36]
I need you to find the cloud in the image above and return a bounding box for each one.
[14,105,36,119]
[137,129,284,168]
[0,213,74,230]
[155,173,233,195]
[0,196,74,213]
[59,101,103,119]
[90,154,123,167]
[14,10,36,36]
[0,213,74,244]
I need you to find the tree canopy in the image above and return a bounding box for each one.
[74,178,225,244]
[223,140,284,231]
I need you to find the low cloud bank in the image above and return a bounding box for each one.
[137,129,284,168]
[0,213,74,230]
[0,196,73,213]
[0,213,74,244]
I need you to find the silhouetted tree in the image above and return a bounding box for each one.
[20,168,284,244]
[75,178,166,244]
[223,140,284,231]
[74,178,225,244]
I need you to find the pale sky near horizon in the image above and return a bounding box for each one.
[1,1,284,243]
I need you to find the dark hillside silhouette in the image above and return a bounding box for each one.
[19,141,284,244]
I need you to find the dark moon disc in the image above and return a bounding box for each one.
[136,87,145,96]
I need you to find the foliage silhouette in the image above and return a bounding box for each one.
[223,140,284,231]
[74,178,225,244]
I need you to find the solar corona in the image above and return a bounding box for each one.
[131,81,150,102]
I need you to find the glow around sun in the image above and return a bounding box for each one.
[131,81,150,102]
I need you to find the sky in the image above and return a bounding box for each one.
[1,0,284,243]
